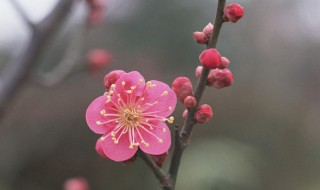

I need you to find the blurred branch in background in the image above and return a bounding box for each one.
[9,0,35,31]
[0,0,76,121]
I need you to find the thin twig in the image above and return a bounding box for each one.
[137,150,172,187]
[9,0,35,30]
[163,1,227,189]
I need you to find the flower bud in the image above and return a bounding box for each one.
[103,70,126,91]
[123,154,137,167]
[199,48,222,69]
[95,138,109,159]
[172,77,193,102]
[195,104,213,123]
[207,68,234,89]
[87,49,112,70]
[183,95,197,108]
[219,56,230,69]
[150,151,168,167]
[195,66,203,79]
[64,177,89,190]
[193,32,209,44]
[203,22,214,37]
[182,109,188,120]
[223,3,244,23]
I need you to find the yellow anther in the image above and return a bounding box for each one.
[168,116,174,124]
[100,109,106,116]
[121,81,126,86]
[109,90,114,95]
[129,145,133,149]
[139,79,143,83]
[114,140,119,144]
[100,136,106,141]
[131,86,136,90]
[110,84,116,89]
[140,98,145,101]
[158,139,163,143]
[96,121,102,125]
[133,143,140,146]
[126,90,133,94]
[168,106,172,111]
[162,128,166,132]
[146,81,152,88]
[161,118,166,122]
[106,95,111,103]
[162,91,168,95]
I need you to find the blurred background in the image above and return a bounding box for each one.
[0,0,320,189]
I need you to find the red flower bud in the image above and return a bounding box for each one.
[195,104,213,123]
[199,48,222,69]
[172,77,193,102]
[150,151,168,167]
[182,109,188,120]
[203,22,214,37]
[207,68,234,89]
[103,70,126,91]
[223,3,244,23]
[87,49,112,70]
[64,177,89,190]
[219,56,230,69]
[183,95,197,108]
[193,32,209,44]
[195,66,203,79]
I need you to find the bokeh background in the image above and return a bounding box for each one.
[1,0,320,189]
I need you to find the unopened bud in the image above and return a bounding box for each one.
[195,66,203,79]
[104,70,126,91]
[123,154,137,167]
[183,95,197,108]
[223,3,244,23]
[207,68,234,89]
[150,151,168,167]
[203,22,214,37]
[172,77,193,102]
[195,104,213,123]
[87,49,112,70]
[182,109,188,120]
[219,56,230,69]
[95,138,109,159]
[64,177,89,190]
[193,32,209,44]
[199,48,222,69]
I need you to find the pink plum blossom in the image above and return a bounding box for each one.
[86,71,177,162]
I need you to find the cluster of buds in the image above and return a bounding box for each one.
[193,23,213,44]
[87,49,113,71]
[63,177,90,190]
[151,151,169,167]
[85,0,106,26]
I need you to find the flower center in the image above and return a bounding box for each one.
[121,108,141,128]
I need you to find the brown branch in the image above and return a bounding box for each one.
[0,0,76,120]
[137,150,172,187]
[163,1,227,189]
[9,0,35,30]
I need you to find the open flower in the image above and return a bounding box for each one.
[86,71,177,161]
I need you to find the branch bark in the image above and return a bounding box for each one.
[9,0,35,31]
[0,0,76,120]
[162,1,227,189]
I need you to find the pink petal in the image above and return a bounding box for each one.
[114,71,145,97]
[101,132,138,162]
[95,138,109,159]
[143,80,177,117]
[138,122,171,155]
[85,96,117,134]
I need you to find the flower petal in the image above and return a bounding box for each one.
[95,138,109,159]
[101,132,138,162]
[114,71,145,97]
[85,96,117,134]
[143,80,177,117]
[138,122,171,155]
